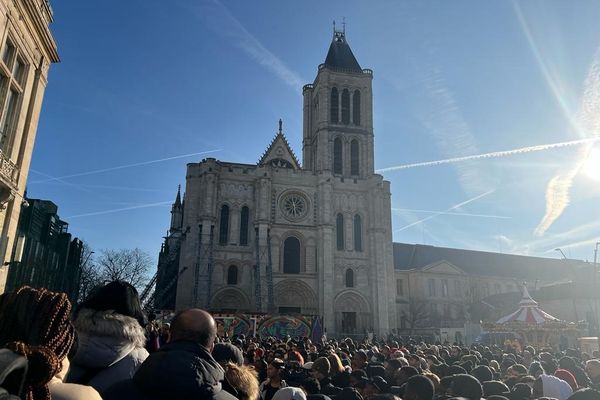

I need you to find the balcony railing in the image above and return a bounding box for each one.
[0,148,19,190]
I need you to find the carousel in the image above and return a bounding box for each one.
[481,284,586,349]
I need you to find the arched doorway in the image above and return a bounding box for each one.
[210,288,250,313]
[274,279,318,315]
[334,290,371,336]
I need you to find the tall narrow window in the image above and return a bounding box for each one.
[341,89,350,124]
[353,214,362,252]
[345,269,354,287]
[0,37,26,156]
[336,213,344,250]
[227,265,238,285]
[353,90,361,125]
[330,87,339,123]
[239,206,249,246]
[350,140,359,176]
[283,237,301,274]
[219,205,229,245]
[333,138,343,174]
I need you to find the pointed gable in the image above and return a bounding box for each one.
[422,260,466,275]
[258,132,301,169]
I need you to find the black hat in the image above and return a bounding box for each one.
[212,343,244,366]
[368,376,390,393]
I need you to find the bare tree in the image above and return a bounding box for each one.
[77,242,102,303]
[96,248,152,291]
[406,300,430,334]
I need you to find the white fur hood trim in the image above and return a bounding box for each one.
[73,308,146,349]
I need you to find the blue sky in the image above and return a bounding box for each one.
[28,0,600,264]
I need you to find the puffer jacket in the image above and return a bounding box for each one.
[103,340,237,400]
[67,308,149,394]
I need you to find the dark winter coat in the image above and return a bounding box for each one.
[104,340,236,400]
[67,308,149,394]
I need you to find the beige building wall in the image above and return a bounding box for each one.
[0,0,59,292]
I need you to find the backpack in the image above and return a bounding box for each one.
[0,349,28,400]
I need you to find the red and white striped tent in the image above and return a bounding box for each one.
[496,285,560,324]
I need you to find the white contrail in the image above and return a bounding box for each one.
[66,201,172,219]
[394,190,495,232]
[30,149,221,184]
[376,137,599,173]
[392,208,510,220]
[535,49,600,236]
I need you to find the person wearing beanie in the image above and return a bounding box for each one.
[311,357,340,397]
[586,360,600,391]
[448,374,483,400]
[556,369,579,392]
[404,375,435,400]
[482,381,510,398]
[534,374,573,400]
[471,365,493,383]
[213,343,245,366]
[272,387,307,400]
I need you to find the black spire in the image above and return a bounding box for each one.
[324,24,362,72]
[174,185,181,207]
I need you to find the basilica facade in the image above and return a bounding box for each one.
[157,30,397,336]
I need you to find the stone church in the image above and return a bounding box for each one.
[157,29,397,336]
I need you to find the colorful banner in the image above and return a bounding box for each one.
[213,313,323,339]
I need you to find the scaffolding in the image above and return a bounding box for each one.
[193,225,214,308]
[254,227,262,311]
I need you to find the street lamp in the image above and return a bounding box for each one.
[555,248,567,259]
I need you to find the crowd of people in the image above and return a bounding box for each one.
[2,282,600,400]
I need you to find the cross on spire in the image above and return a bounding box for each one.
[278,118,283,134]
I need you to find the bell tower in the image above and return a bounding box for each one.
[302,28,374,178]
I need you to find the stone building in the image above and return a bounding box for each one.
[156,30,588,338]
[158,29,396,335]
[393,243,590,342]
[0,0,59,292]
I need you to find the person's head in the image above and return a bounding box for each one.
[404,375,435,400]
[586,360,600,380]
[169,308,217,350]
[568,388,600,400]
[300,377,320,395]
[472,365,493,383]
[397,366,419,385]
[408,354,421,368]
[364,376,390,398]
[268,358,285,379]
[555,369,578,392]
[76,280,146,327]
[272,387,307,400]
[511,382,533,400]
[328,352,344,375]
[352,350,368,370]
[0,286,75,400]
[507,364,528,379]
[350,369,368,389]
[534,374,574,400]
[213,342,244,366]
[448,374,483,400]
[529,361,546,379]
[482,380,510,397]
[311,357,331,380]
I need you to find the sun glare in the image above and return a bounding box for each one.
[582,148,600,180]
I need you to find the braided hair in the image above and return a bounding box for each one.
[0,286,75,400]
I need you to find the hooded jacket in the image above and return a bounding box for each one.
[104,340,237,400]
[66,308,149,394]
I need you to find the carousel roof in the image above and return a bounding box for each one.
[496,285,561,324]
